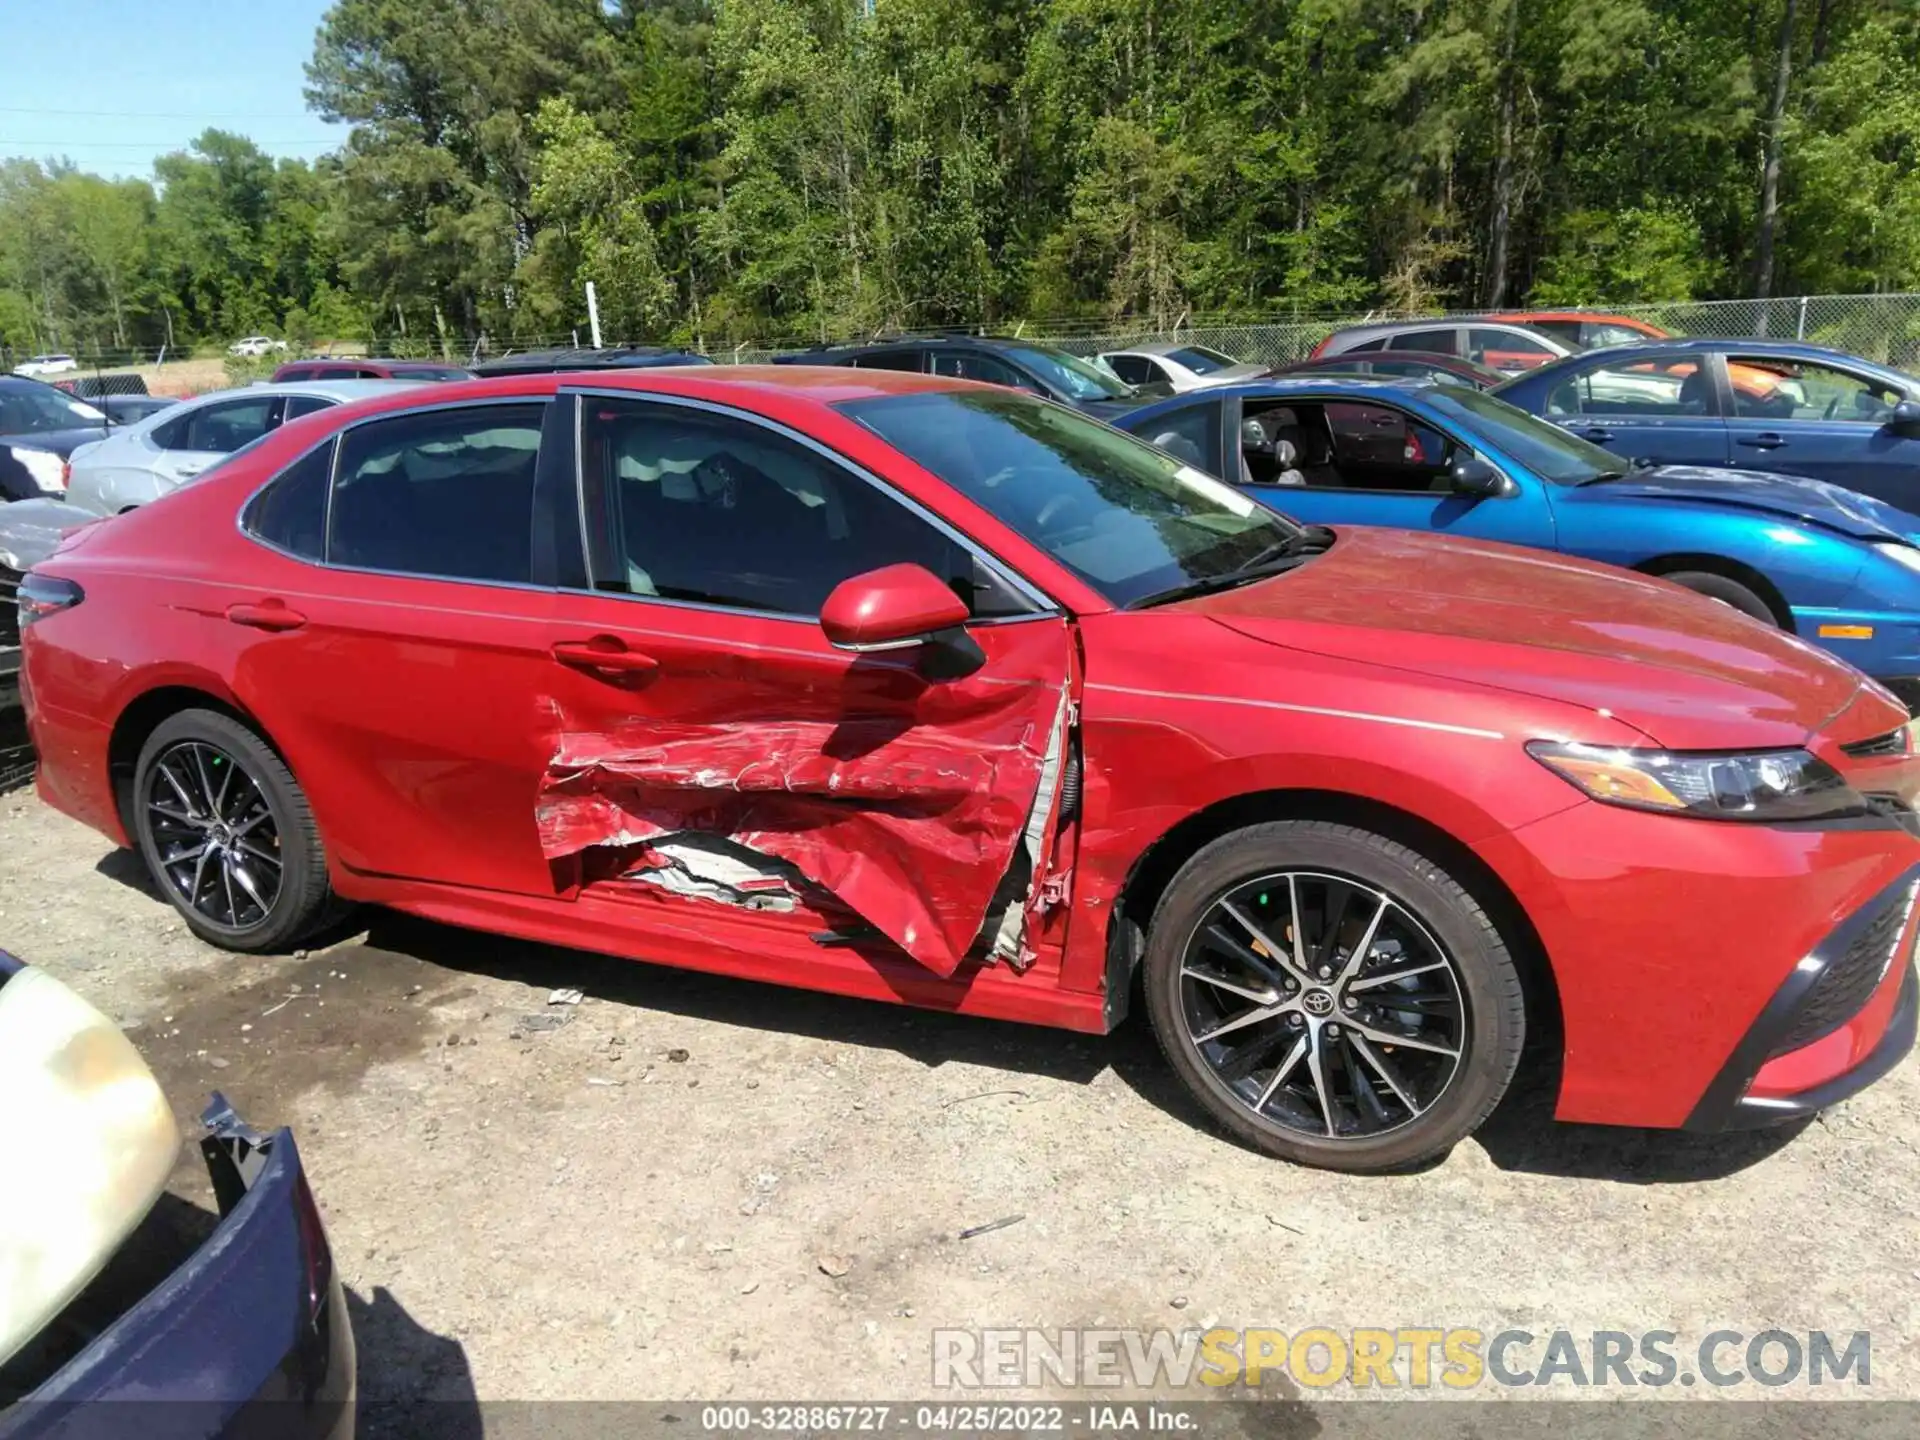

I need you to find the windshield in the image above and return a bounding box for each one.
[1001,344,1134,401]
[1165,346,1237,375]
[840,389,1302,606]
[0,382,106,435]
[1429,386,1621,483]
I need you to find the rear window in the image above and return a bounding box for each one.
[1164,346,1235,375]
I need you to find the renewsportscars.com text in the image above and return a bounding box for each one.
[932,1327,1872,1391]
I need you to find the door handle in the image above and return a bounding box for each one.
[551,638,659,677]
[1577,426,1614,442]
[225,601,306,632]
[1737,433,1786,450]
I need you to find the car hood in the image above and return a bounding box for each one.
[1182,526,1872,749]
[1,425,109,459]
[1580,464,1920,541]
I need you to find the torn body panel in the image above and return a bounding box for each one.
[536,618,1074,976]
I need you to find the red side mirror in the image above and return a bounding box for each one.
[820,563,970,651]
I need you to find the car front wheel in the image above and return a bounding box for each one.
[133,708,337,952]
[1144,820,1526,1173]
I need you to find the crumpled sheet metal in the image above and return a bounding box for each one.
[536,671,1067,977]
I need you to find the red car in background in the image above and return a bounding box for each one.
[18,368,1919,1172]
[1495,310,1670,349]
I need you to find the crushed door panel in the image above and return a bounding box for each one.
[535,616,1074,977]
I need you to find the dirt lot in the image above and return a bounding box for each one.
[3,778,1917,1427]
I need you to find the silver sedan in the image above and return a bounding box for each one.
[64,379,423,516]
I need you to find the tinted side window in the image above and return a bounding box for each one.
[931,351,1028,389]
[1527,320,1584,346]
[1468,328,1555,367]
[243,440,334,560]
[1346,338,1387,353]
[1723,356,1902,422]
[1388,329,1460,356]
[161,397,278,453]
[850,350,924,372]
[581,399,1026,618]
[1547,358,1716,418]
[283,395,335,422]
[1138,403,1221,474]
[328,403,545,583]
[1107,355,1152,386]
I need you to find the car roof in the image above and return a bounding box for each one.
[1102,342,1220,359]
[778,334,1049,358]
[1124,374,1443,419]
[173,379,429,406]
[1507,336,1919,378]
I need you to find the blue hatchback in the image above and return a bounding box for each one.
[1491,338,1920,510]
[1116,376,1920,706]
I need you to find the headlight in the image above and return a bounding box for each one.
[7,446,66,493]
[1527,741,1867,821]
[1875,542,1920,577]
[0,964,179,1368]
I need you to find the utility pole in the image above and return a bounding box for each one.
[585,281,603,349]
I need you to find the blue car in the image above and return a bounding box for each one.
[1492,338,1920,510]
[0,951,353,1440]
[1116,376,1920,706]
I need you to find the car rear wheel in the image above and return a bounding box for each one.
[133,709,336,953]
[1663,570,1775,625]
[1143,820,1526,1173]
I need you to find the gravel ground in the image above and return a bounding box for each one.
[3,778,1917,1425]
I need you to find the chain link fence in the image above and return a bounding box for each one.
[11,292,1920,382]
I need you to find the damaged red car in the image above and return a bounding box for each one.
[19,368,1920,1172]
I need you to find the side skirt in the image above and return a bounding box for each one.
[338,872,1114,1034]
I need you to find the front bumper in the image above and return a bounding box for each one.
[1685,865,1920,1130]
[1,1098,355,1440]
[1479,800,1920,1129]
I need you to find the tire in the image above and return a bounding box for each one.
[133,708,336,953]
[1143,820,1526,1173]
[1662,570,1776,625]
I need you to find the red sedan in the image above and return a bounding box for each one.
[18,368,1919,1172]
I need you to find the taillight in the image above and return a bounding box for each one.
[60,459,70,490]
[17,573,82,626]
[292,1172,334,1325]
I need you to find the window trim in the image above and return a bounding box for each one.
[236,394,561,595]
[1231,392,1521,500]
[566,385,1061,626]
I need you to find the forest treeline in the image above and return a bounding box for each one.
[2,0,1918,356]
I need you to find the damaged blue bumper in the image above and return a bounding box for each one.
[0,1096,355,1440]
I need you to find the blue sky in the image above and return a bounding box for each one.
[0,0,347,178]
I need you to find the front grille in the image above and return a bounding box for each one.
[1770,882,1916,1058]
[1843,725,1910,759]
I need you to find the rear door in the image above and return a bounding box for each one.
[232,397,570,894]
[1717,351,1920,508]
[1538,353,1730,468]
[539,390,1074,977]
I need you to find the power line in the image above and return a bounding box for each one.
[0,139,339,150]
[0,105,323,120]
